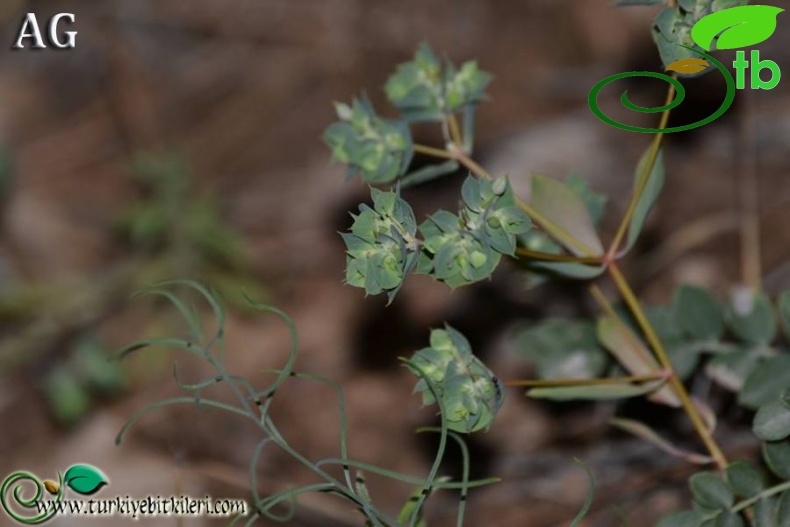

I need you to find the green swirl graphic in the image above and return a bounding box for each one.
[588,46,735,133]
[1,472,62,525]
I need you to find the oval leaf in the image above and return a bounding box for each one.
[727,288,777,345]
[753,400,790,442]
[725,460,765,499]
[738,355,790,410]
[674,285,724,341]
[656,509,715,527]
[778,291,790,339]
[691,6,784,51]
[667,58,711,75]
[63,464,108,495]
[762,440,790,480]
[690,471,734,510]
[777,490,790,527]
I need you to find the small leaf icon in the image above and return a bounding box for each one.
[63,465,108,495]
[43,480,60,495]
[666,58,711,75]
[691,5,784,51]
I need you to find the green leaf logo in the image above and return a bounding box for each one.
[63,465,108,495]
[691,5,784,51]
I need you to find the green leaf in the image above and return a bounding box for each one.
[727,288,777,344]
[597,316,680,407]
[529,260,606,280]
[515,320,609,380]
[621,147,665,254]
[777,491,790,527]
[526,380,666,401]
[705,348,759,392]
[674,285,724,341]
[763,440,790,480]
[778,292,790,339]
[690,471,734,510]
[655,509,715,527]
[691,5,784,51]
[725,460,765,498]
[63,465,109,495]
[739,355,790,410]
[566,174,607,227]
[324,96,413,183]
[753,495,777,527]
[652,8,699,69]
[528,173,604,256]
[385,43,492,121]
[610,418,713,464]
[569,460,596,527]
[753,400,790,441]
[713,512,744,527]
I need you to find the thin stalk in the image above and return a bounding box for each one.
[413,143,455,160]
[732,480,790,513]
[504,372,668,388]
[608,262,728,470]
[447,113,464,148]
[607,80,676,259]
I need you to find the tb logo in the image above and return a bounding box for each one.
[12,13,77,50]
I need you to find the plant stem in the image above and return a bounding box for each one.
[413,143,456,159]
[732,480,790,513]
[607,80,676,259]
[447,113,464,148]
[608,262,729,471]
[504,372,667,388]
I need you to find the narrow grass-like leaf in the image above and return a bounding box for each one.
[527,380,666,401]
[610,418,713,464]
[621,147,665,255]
[569,459,595,527]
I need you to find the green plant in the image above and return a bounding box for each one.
[115,281,502,526]
[320,0,790,523]
[117,0,790,525]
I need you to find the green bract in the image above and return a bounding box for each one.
[642,0,748,69]
[385,43,492,122]
[408,326,504,433]
[419,175,531,288]
[324,97,413,184]
[343,188,419,302]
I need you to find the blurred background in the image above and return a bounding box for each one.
[1,0,790,525]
